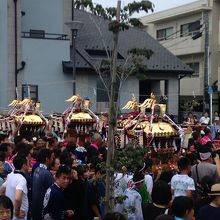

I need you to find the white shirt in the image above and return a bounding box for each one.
[145,174,153,195]
[124,188,144,220]
[199,116,210,125]
[171,174,195,198]
[3,172,28,220]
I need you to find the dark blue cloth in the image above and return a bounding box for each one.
[31,166,54,220]
[84,179,102,220]
[43,184,66,220]
[197,204,220,220]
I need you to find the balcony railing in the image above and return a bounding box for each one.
[157,30,203,42]
[21,31,69,40]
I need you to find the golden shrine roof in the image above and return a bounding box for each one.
[16,115,45,125]
[70,112,95,122]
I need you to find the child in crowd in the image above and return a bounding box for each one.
[171,157,195,198]
[171,196,194,220]
[0,195,14,220]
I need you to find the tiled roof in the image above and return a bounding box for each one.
[63,9,193,75]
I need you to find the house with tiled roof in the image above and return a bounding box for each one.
[0,0,193,117]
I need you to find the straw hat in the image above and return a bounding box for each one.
[208,184,220,196]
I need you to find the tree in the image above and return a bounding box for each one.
[75,0,154,213]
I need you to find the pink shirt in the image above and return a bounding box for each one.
[201,135,211,145]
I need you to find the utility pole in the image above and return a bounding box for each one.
[66,0,83,95]
[203,9,210,114]
[72,0,76,95]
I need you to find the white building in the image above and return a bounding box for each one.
[141,0,220,115]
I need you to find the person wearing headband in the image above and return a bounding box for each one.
[123,172,145,220]
[191,146,220,186]
[136,163,152,204]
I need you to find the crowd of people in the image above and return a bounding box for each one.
[0,110,220,220]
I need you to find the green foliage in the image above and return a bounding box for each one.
[106,7,117,18]
[108,20,121,33]
[128,48,153,59]
[127,0,154,16]
[113,145,150,172]
[75,0,93,10]
[129,18,143,28]
[180,99,200,112]
[75,0,154,30]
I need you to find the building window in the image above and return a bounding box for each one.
[156,27,174,41]
[22,84,38,102]
[85,49,124,60]
[186,62,200,77]
[97,79,109,102]
[30,29,45,38]
[180,21,201,37]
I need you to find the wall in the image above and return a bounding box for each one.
[21,38,71,114]
[210,0,220,88]
[21,0,64,34]
[0,0,22,112]
[76,72,97,112]
[76,73,140,113]
[167,78,179,116]
[0,0,9,112]
[120,76,139,112]
[145,12,203,56]
[178,54,204,96]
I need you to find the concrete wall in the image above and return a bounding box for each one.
[76,74,140,113]
[210,0,220,88]
[0,0,22,112]
[21,38,71,114]
[167,78,179,116]
[76,72,97,112]
[144,12,204,56]
[178,54,204,96]
[0,0,9,112]
[120,76,139,112]
[21,0,64,34]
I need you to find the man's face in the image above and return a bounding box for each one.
[135,181,144,190]
[189,145,196,152]
[6,146,12,157]
[213,142,220,150]
[214,195,220,207]
[22,162,29,173]
[56,173,70,188]
[95,171,105,181]
[96,136,102,147]
[46,153,54,166]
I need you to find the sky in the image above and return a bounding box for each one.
[94,0,198,13]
